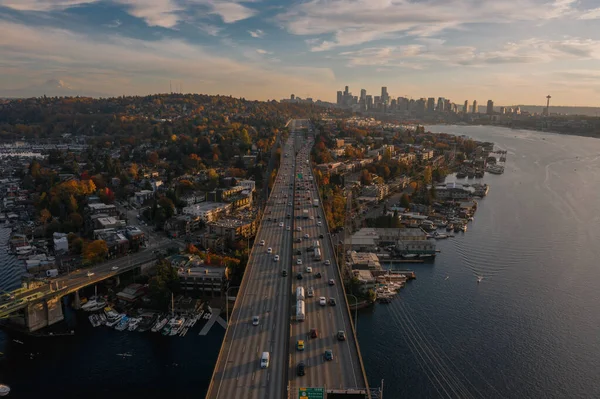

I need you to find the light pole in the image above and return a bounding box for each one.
[225,285,240,324]
[347,293,358,335]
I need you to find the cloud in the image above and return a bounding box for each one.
[207,1,256,23]
[277,0,580,51]
[337,38,600,68]
[0,0,98,11]
[197,23,222,36]
[255,49,272,54]
[0,20,335,100]
[0,0,257,28]
[248,29,264,38]
[579,7,600,20]
[105,19,122,28]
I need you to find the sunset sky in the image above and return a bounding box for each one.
[1,0,600,105]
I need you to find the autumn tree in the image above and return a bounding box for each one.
[83,240,108,264]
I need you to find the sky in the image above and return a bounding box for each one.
[1,0,600,106]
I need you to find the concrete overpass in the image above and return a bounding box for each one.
[206,120,369,399]
[0,240,176,332]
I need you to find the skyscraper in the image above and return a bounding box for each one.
[472,100,478,114]
[366,95,373,110]
[427,98,435,112]
[381,87,389,105]
[486,100,494,115]
[337,91,343,105]
[360,89,366,102]
[437,97,445,112]
[344,86,349,96]
[463,100,469,113]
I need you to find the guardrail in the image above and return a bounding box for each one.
[311,146,371,397]
[205,132,287,399]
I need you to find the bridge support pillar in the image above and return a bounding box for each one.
[73,290,82,310]
[25,301,48,332]
[46,297,64,326]
[115,275,120,286]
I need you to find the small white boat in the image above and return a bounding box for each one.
[152,317,168,333]
[477,276,483,283]
[0,384,10,396]
[128,318,141,331]
[106,314,124,328]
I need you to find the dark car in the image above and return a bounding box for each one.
[297,362,305,376]
[297,273,303,280]
[337,331,346,341]
[329,298,336,306]
[324,350,334,361]
[319,234,324,239]
[315,272,322,278]
[296,250,302,255]
[282,270,287,277]
[310,328,318,338]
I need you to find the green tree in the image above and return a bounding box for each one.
[149,260,180,309]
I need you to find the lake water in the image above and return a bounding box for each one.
[358,125,600,398]
[1,125,600,398]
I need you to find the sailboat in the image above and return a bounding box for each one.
[477,276,483,283]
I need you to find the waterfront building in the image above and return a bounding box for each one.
[487,100,494,115]
[472,100,478,114]
[433,182,476,200]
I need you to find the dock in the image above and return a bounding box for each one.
[198,308,221,336]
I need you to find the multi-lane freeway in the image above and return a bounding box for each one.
[206,120,368,399]
[288,129,365,395]
[206,122,300,399]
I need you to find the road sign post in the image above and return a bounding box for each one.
[298,387,325,399]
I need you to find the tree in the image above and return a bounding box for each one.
[158,197,175,219]
[67,194,78,213]
[400,193,411,208]
[149,260,180,309]
[83,240,108,264]
[360,169,372,186]
[70,237,83,255]
[423,166,432,185]
[69,213,84,229]
[39,208,52,225]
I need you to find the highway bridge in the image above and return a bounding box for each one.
[206,120,369,399]
[0,240,176,331]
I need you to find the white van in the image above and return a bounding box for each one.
[260,352,270,369]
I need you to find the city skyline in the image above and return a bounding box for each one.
[1,0,600,105]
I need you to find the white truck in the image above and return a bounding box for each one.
[296,286,305,301]
[296,300,306,321]
[313,199,319,207]
[303,209,309,219]
[314,248,322,261]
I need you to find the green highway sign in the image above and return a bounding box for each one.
[298,387,325,399]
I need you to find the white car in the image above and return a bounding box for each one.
[252,316,259,326]
[309,216,314,220]
[296,226,302,231]
[319,297,327,306]
[317,221,322,226]
[259,240,265,246]
[305,266,312,273]
[286,226,291,231]
[307,287,314,297]
[279,222,284,227]
[324,260,331,266]
[87,271,95,277]
[111,266,119,271]
[296,258,303,265]
[274,255,280,262]
[267,247,273,254]
[303,233,310,239]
